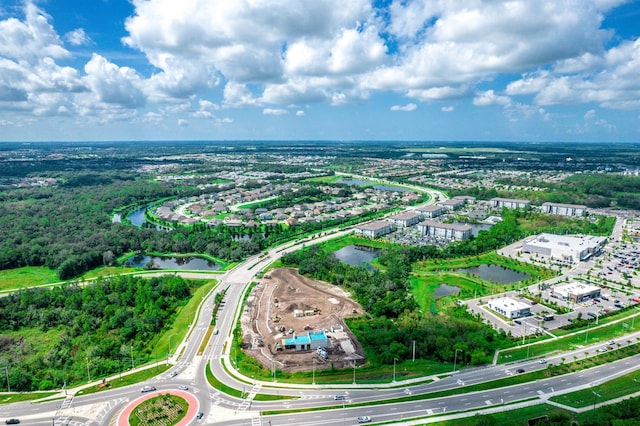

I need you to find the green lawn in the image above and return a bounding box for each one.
[425,404,573,426]
[498,314,640,363]
[550,370,640,408]
[0,266,59,291]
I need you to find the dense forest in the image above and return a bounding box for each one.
[0,274,195,391]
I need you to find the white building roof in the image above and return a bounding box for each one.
[489,297,531,312]
[553,282,601,297]
[525,233,606,252]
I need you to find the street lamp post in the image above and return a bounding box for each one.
[312,359,315,385]
[167,334,176,365]
[130,343,135,370]
[85,356,91,383]
[585,319,591,344]
[453,349,462,372]
[392,358,397,383]
[592,391,601,411]
[352,360,356,385]
[4,366,10,393]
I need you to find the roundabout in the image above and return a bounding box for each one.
[117,389,200,426]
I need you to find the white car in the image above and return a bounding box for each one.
[357,416,372,423]
[178,385,188,390]
[539,358,547,364]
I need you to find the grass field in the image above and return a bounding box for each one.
[550,369,640,408]
[0,266,59,291]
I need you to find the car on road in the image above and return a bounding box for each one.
[178,385,188,390]
[334,395,346,400]
[196,411,204,420]
[516,368,525,373]
[357,416,372,423]
[5,420,20,425]
[539,359,547,364]
[140,385,156,393]
[608,340,615,345]
[169,371,178,378]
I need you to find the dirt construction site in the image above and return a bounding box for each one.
[240,267,365,373]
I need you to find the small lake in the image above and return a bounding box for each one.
[373,184,411,193]
[457,264,530,284]
[128,207,147,227]
[433,284,460,298]
[126,254,220,271]
[333,245,379,270]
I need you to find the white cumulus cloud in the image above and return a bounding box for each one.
[390,103,417,112]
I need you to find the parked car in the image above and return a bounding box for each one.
[357,416,372,423]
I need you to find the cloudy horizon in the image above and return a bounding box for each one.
[0,0,639,142]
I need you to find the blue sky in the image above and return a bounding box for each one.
[0,0,639,142]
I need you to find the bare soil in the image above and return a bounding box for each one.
[240,267,365,373]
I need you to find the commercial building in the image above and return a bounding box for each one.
[416,205,445,219]
[417,220,473,240]
[438,198,466,211]
[552,282,601,303]
[282,331,330,351]
[354,220,396,238]
[522,233,607,263]
[388,211,421,227]
[487,297,531,319]
[491,197,531,209]
[542,202,587,217]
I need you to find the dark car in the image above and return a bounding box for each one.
[334,395,346,400]
[516,368,525,374]
[5,420,20,425]
[196,411,204,420]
